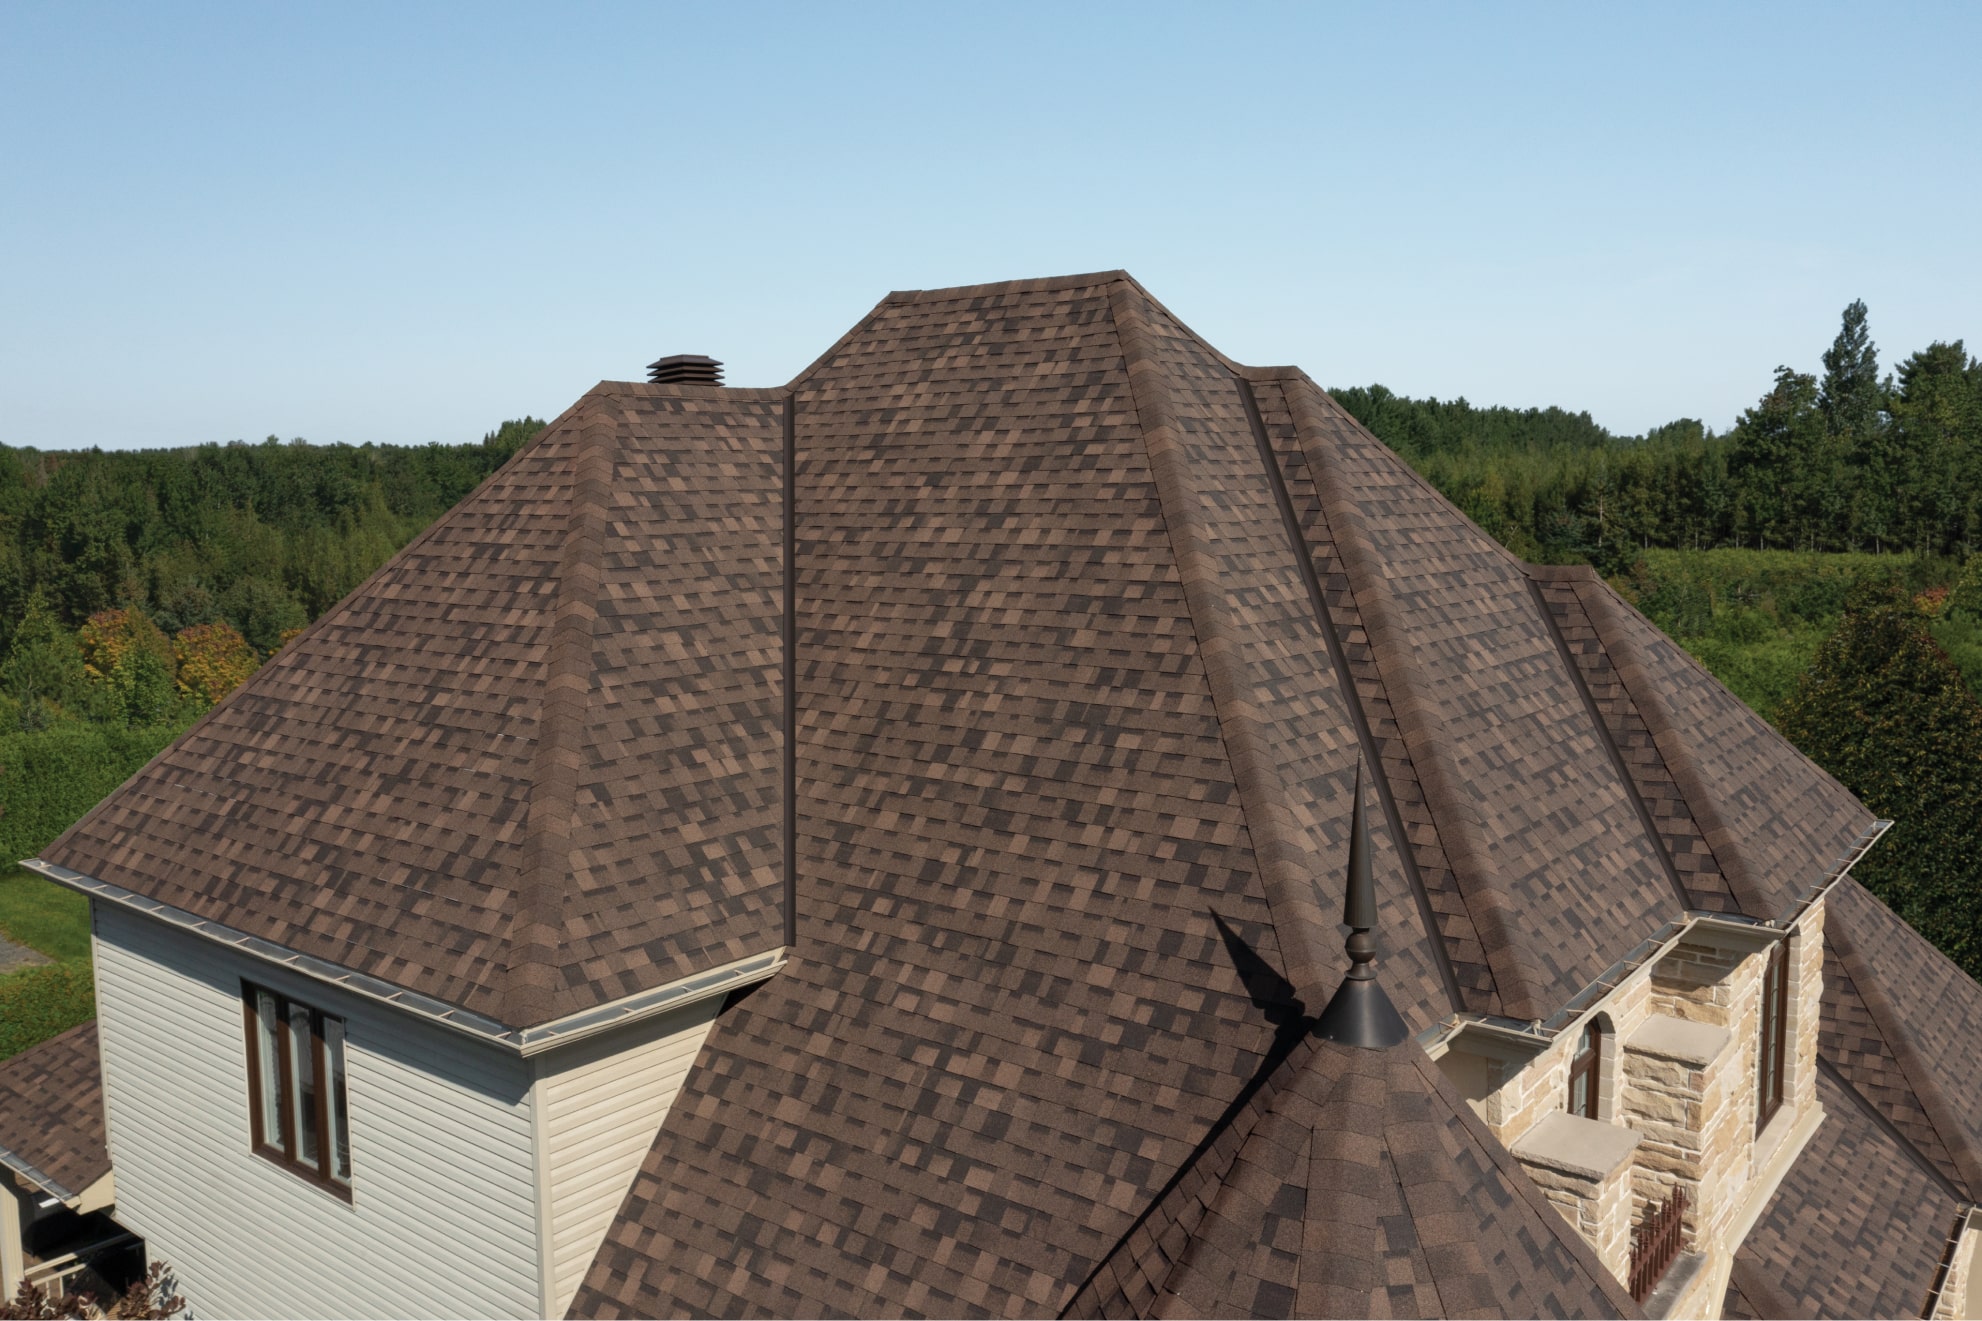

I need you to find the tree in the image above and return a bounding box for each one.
[1,590,89,727]
[1888,341,1982,554]
[75,608,170,687]
[76,609,177,727]
[173,621,261,706]
[218,576,306,655]
[1728,368,1823,550]
[1778,593,1982,979]
[1819,299,1882,447]
[1950,552,1982,620]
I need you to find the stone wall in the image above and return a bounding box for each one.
[1433,898,1834,1310]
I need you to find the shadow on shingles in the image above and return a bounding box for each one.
[1212,910,1309,1035]
[1061,912,1320,1315]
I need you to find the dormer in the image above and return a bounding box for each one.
[1429,898,1830,1316]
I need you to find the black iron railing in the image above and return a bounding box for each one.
[1629,1186,1688,1303]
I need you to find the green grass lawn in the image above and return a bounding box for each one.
[0,865,92,961]
[0,716,193,1058]
[0,867,97,1061]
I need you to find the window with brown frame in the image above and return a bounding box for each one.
[242,981,351,1197]
[1568,1019,1603,1120]
[1757,940,1789,1131]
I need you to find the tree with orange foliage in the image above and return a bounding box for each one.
[76,608,176,725]
[75,609,171,686]
[173,622,261,707]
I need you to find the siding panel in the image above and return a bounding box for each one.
[92,905,540,1320]
[538,1000,720,1317]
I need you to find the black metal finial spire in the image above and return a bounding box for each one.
[1314,766,1410,1048]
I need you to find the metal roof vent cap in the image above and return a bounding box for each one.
[647,354,724,386]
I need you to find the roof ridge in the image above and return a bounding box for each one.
[1149,1079,1319,1309]
[1826,906,1982,1198]
[499,400,620,1028]
[1280,374,1546,1019]
[1104,280,1336,1003]
[1570,575,1773,916]
[1576,571,1871,857]
[36,390,602,874]
[882,269,1132,303]
[788,270,1234,399]
[1530,570,1742,915]
[1297,382,1541,581]
[595,381,792,401]
[1525,571,1694,915]
[1240,376,1467,1017]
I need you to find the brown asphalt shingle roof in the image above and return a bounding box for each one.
[43,388,787,1028]
[29,269,1969,1316]
[1069,1033,1639,1320]
[0,1021,108,1201]
[1733,1065,1959,1320]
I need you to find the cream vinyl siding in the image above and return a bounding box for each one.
[91,904,540,1320]
[537,999,721,1317]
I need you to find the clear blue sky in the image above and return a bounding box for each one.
[5,2,1978,451]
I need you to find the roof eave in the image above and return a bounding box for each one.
[22,858,785,1056]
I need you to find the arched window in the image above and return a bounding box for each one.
[1568,1019,1603,1120]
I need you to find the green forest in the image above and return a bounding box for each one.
[1,300,1979,1059]
[1339,300,1982,566]
[0,418,545,1056]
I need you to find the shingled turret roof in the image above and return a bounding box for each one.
[35,270,1976,1318]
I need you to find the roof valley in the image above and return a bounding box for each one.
[1245,370,1489,1017]
[1105,279,1337,1004]
[1826,910,1982,1197]
[1570,576,1771,917]
[1279,377,1546,1020]
[502,403,620,1028]
[1530,569,1742,915]
[1524,571,1694,916]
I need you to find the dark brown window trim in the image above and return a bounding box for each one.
[1757,940,1790,1132]
[241,980,353,1202]
[1568,1019,1603,1120]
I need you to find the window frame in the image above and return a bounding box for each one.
[241,980,353,1200]
[1756,939,1790,1132]
[1568,1019,1603,1121]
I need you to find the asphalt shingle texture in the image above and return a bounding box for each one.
[1734,1065,1957,1320]
[0,1021,108,1200]
[21,268,1953,1318]
[43,387,788,1028]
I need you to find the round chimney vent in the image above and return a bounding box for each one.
[647,354,724,386]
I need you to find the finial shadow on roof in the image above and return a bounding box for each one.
[1313,766,1411,1049]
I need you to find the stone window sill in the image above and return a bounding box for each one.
[1512,1110,1641,1181]
[1625,1014,1731,1067]
[1752,1095,1797,1168]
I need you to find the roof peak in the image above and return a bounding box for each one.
[880,268,1133,303]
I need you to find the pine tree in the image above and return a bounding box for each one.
[1728,368,1823,549]
[1888,341,1982,554]
[1778,593,1982,978]
[0,590,89,727]
[1820,299,1882,443]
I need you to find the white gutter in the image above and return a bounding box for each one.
[22,858,785,1057]
[0,1142,75,1203]
[1415,818,1891,1057]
